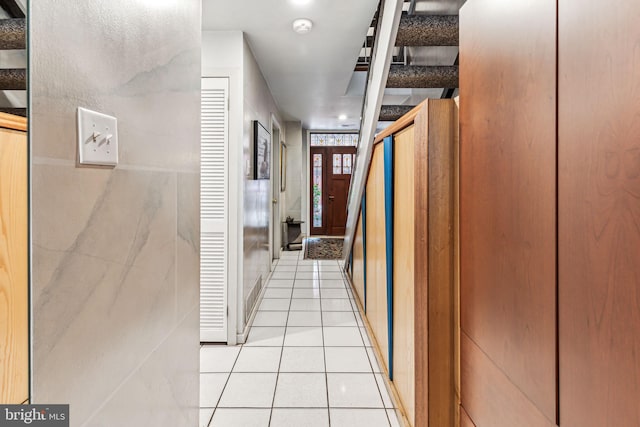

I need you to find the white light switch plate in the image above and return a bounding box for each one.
[77,107,118,166]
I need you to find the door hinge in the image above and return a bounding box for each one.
[226,306,229,317]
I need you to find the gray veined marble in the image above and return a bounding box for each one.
[30,0,201,426]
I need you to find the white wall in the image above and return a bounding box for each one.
[31,1,201,425]
[242,37,283,333]
[202,30,244,342]
[285,122,304,225]
[202,31,284,339]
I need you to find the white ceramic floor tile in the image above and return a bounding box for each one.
[290,298,321,311]
[217,373,277,408]
[327,373,384,408]
[271,272,296,280]
[252,311,289,327]
[294,279,321,288]
[318,279,346,289]
[274,265,298,272]
[325,347,373,373]
[322,311,357,327]
[200,408,214,427]
[258,298,291,311]
[317,264,341,272]
[276,259,299,266]
[284,326,324,346]
[273,373,328,407]
[354,312,364,327]
[295,265,317,272]
[200,373,229,407]
[366,347,382,373]
[323,327,364,347]
[295,271,321,280]
[270,409,329,427]
[375,373,395,408]
[292,288,321,299]
[263,288,293,299]
[210,408,271,427]
[267,279,295,288]
[287,311,322,327]
[321,288,350,299]
[233,347,282,373]
[320,272,345,280]
[329,409,390,427]
[387,409,403,427]
[321,298,354,312]
[279,347,326,372]
[201,345,241,373]
[360,328,373,347]
[244,327,286,347]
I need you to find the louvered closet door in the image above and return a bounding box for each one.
[200,78,229,342]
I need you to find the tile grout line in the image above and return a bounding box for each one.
[319,258,333,427]
[207,344,243,426]
[267,251,295,426]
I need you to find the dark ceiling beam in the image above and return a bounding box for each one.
[0,68,26,90]
[0,18,25,49]
[365,14,459,47]
[379,105,415,121]
[441,53,460,99]
[396,14,458,46]
[0,107,26,116]
[387,65,458,88]
[0,0,24,18]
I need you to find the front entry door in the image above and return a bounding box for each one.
[310,146,356,235]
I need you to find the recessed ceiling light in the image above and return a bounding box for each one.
[290,0,313,5]
[338,114,348,121]
[292,18,313,34]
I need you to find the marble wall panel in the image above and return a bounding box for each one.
[84,308,199,427]
[30,0,201,425]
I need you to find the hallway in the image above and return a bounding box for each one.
[200,250,401,426]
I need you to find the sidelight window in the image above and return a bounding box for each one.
[313,154,323,228]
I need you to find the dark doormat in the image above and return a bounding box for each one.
[304,238,344,260]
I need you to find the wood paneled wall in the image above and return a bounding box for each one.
[558,1,640,426]
[0,114,29,404]
[459,0,557,425]
[392,126,416,425]
[348,99,458,426]
[365,144,389,369]
[461,0,640,426]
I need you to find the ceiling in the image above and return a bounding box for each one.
[202,0,379,130]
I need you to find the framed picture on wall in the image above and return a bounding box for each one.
[280,143,287,191]
[254,120,271,180]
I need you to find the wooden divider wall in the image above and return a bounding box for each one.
[365,145,389,369]
[393,126,416,425]
[348,99,458,426]
[0,113,29,404]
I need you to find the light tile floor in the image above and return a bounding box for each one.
[200,250,402,427]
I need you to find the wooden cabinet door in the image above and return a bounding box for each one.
[0,117,29,404]
[459,0,557,425]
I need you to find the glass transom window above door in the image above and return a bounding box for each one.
[310,133,358,147]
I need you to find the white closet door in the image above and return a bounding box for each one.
[200,77,228,342]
